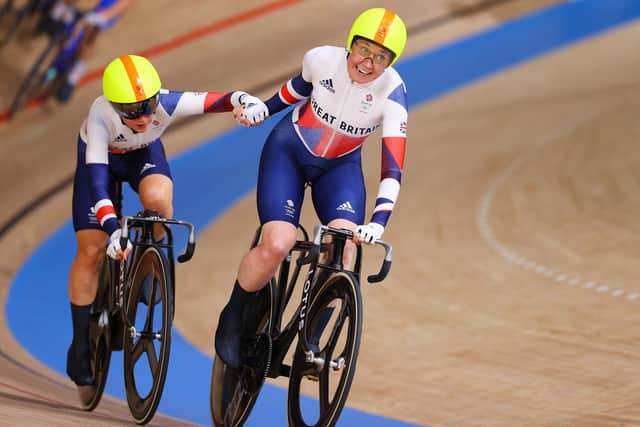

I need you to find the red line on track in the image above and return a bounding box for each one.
[0,380,82,410]
[1,0,302,123]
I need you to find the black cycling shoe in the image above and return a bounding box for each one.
[214,281,260,368]
[215,304,243,368]
[66,341,94,386]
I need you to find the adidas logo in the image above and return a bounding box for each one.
[319,78,334,93]
[336,201,355,214]
[140,162,156,174]
[114,134,126,142]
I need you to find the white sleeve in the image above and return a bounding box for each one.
[85,110,111,165]
[301,47,324,83]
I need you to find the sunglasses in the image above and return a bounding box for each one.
[111,93,159,119]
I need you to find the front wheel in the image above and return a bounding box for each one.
[210,282,274,427]
[123,246,173,425]
[288,272,363,427]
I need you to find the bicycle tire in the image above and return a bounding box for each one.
[0,0,13,24]
[0,1,29,47]
[81,257,114,411]
[210,281,275,427]
[0,0,11,14]
[123,246,173,425]
[287,272,363,427]
[8,33,62,117]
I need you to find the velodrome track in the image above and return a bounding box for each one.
[2,1,640,425]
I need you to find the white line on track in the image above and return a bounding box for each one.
[476,118,638,303]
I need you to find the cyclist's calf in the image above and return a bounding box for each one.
[70,229,108,304]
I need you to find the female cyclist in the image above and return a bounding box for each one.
[215,7,408,368]
[66,54,266,394]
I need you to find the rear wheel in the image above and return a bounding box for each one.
[287,272,362,427]
[123,246,173,425]
[210,282,274,427]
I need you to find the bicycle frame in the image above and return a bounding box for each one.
[113,213,196,334]
[99,180,197,339]
[265,224,392,379]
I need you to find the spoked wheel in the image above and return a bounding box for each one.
[210,282,274,427]
[123,246,173,425]
[288,272,363,427]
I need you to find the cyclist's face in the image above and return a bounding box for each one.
[123,113,154,132]
[347,39,392,84]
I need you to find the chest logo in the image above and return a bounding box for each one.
[319,78,335,93]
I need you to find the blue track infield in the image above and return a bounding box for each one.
[7,1,640,426]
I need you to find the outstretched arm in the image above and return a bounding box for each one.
[264,73,313,115]
[160,90,254,115]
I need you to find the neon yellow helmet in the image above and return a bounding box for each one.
[347,8,407,66]
[102,54,161,118]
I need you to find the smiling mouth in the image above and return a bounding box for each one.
[356,66,372,75]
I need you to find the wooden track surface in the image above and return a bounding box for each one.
[2,1,639,426]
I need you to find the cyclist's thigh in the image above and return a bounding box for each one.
[137,173,173,208]
[311,154,365,226]
[117,139,172,194]
[257,119,307,226]
[73,136,118,232]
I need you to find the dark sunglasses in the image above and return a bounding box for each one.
[111,93,159,119]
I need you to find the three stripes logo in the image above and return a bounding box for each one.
[319,78,335,93]
[336,201,355,214]
[114,134,126,142]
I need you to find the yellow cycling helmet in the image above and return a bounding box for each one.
[102,54,161,118]
[347,8,407,66]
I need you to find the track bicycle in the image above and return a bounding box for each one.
[0,0,55,47]
[210,224,392,427]
[7,2,95,118]
[81,182,196,425]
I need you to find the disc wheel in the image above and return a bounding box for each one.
[123,246,173,425]
[210,282,274,427]
[287,272,362,427]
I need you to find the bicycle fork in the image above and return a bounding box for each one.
[297,266,345,376]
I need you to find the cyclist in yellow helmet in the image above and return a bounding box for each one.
[66,54,265,400]
[214,8,409,369]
